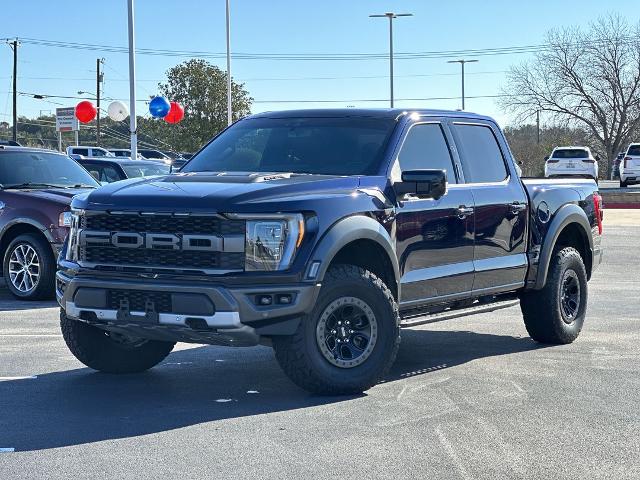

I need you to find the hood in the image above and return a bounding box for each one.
[11,187,93,207]
[74,172,364,213]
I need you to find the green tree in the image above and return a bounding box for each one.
[141,59,253,152]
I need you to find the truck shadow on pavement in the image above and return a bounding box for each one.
[0,328,545,452]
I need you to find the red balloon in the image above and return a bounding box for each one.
[75,101,97,123]
[164,102,184,124]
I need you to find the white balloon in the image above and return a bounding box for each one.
[107,101,129,122]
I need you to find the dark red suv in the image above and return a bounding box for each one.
[0,147,98,300]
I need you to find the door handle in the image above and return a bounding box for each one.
[457,205,474,219]
[510,202,527,214]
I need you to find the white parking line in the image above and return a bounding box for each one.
[0,448,15,452]
[0,376,37,381]
[0,334,62,337]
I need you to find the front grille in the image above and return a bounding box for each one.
[108,289,172,313]
[82,214,244,236]
[78,213,245,272]
[81,247,244,270]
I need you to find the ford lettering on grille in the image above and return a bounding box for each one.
[80,231,228,252]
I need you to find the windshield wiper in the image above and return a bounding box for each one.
[3,182,66,189]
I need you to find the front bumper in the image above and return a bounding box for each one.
[56,272,321,347]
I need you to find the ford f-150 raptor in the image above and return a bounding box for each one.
[56,109,604,395]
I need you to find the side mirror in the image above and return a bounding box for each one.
[394,169,447,200]
[544,156,549,161]
[595,155,601,161]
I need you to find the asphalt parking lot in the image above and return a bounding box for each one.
[0,211,639,480]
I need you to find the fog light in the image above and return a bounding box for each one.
[276,294,292,305]
[256,295,273,306]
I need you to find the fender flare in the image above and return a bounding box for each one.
[307,215,400,293]
[534,203,593,290]
[0,217,54,245]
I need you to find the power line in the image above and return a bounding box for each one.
[0,70,507,83]
[5,35,636,62]
[0,36,586,62]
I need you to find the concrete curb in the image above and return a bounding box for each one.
[600,189,640,209]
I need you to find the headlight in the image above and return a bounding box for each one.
[65,210,82,261]
[58,211,72,227]
[228,213,305,271]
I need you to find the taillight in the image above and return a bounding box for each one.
[582,158,595,163]
[593,193,603,235]
[624,156,632,168]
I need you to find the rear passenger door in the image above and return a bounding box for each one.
[449,121,528,294]
[394,121,476,308]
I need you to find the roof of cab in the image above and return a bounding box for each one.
[0,146,65,155]
[247,108,497,122]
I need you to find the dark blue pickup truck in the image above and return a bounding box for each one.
[56,109,603,394]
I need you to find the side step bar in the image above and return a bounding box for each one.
[400,298,520,328]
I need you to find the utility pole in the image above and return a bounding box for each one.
[369,12,413,108]
[536,109,540,144]
[127,0,138,160]
[447,59,478,110]
[225,0,232,125]
[96,58,104,146]
[10,39,19,143]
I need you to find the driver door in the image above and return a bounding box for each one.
[394,121,475,309]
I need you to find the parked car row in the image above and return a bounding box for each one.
[542,143,639,187]
[65,146,192,168]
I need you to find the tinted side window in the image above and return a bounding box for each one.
[398,123,457,184]
[453,124,507,183]
[74,148,89,156]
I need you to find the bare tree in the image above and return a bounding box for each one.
[501,14,640,176]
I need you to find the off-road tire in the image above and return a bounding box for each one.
[273,265,400,395]
[520,247,587,344]
[620,180,628,188]
[60,311,175,373]
[3,233,55,300]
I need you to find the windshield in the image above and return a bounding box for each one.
[552,149,589,159]
[123,164,171,178]
[0,152,99,188]
[182,117,397,176]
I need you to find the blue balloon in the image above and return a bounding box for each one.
[149,96,171,118]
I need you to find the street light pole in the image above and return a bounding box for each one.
[447,59,478,110]
[9,39,19,143]
[369,12,412,108]
[226,0,232,126]
[96,58,104,146]
[127,0,138,160]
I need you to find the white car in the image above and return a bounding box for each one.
[620,143,640,188]
[66,146,115,158]
[544,146,598,181]
[108,148,144,160]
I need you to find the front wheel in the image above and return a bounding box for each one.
[520,247,588,344]
[273,265,400,395]
[3,233,55,300]
[60,311,175,373]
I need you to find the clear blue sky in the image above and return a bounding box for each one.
[1,0,638,128]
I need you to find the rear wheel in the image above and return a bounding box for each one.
[620,180,628,188]
[520,247,587,344]
[3,233,55,300]
[60,311,175,373]
[273,265,400,395]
